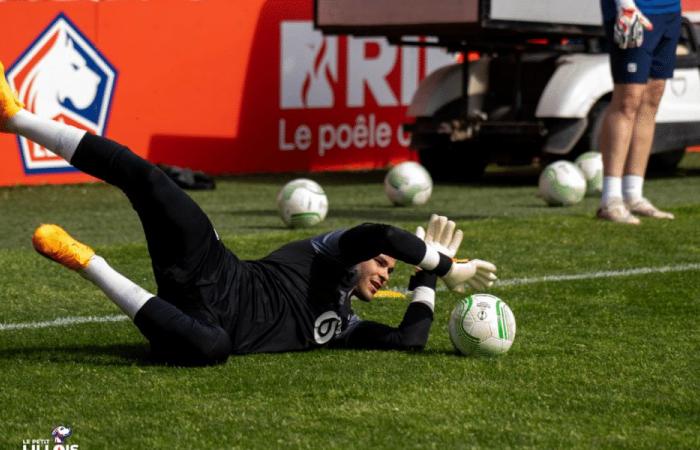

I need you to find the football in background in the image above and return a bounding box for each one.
[384,161,433,206]
[575,151,603,196]
[449,294,516,356]
[538,160,586,206]
[277,178,328,228]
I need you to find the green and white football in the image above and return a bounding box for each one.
[538,160,586,206]
[449,294,516,356]
[384,161,433,206]
[575,151,603,196]
[277,178,328,228]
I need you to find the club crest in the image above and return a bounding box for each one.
[7,13,117,174]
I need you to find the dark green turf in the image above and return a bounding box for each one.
[1,154,699,448]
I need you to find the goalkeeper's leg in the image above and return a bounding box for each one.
[2,66,232,364]
[0,63,216,271]
[5,106,219,268]
[32,224,231,365]
[3,104,230,293]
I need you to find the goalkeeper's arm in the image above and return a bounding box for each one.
[337,223,453,274]
[336,222,496,292]
[329,271,437,351]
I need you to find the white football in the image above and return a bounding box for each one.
[449,294,516,356]
[538,160,586,206]
[277,178,328,228]
[575,151,603,196]
[384,161,433,206]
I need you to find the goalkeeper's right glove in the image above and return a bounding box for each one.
[614,0,653,49]
[442,258,497,293]
[415,214,463,258]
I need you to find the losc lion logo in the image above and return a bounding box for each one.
[7,13,117,174]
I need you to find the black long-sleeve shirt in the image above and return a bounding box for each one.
[211,223,437,354]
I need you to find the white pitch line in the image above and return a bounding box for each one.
[0,314,127,331]
[495,263,700,287]
[1,263,700,332]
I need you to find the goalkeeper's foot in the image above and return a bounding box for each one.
[32,224,95,271]
[0,61,24,131]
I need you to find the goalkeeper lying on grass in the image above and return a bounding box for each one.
[0,62,497,365]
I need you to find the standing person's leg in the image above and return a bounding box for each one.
[597,83,645,224]
[622,78,673,218]
[596,15,670,225]
[625,79,666,177]
[623,12,681,220]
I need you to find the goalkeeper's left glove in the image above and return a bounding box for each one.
[442,258,498,293]
[415,214,497,292]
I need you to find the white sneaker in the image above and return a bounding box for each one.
[626,198,675,220]
[596,199,640,225]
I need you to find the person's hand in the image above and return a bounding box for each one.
[417,214,497,292]
[443,259,498,293]
[614,2,653,49]
[415,214,463,258]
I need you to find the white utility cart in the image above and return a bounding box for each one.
[315,0,700,179]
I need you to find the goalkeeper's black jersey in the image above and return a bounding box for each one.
[205,224,435,354]
[213,230,357,353]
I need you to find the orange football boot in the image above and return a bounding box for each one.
[0,60,24,131]
[32,224,95,271]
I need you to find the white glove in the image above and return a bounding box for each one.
[416,214,497,292]
[614,1,653,49]
[415,214,463,258]
[443,259,498,293]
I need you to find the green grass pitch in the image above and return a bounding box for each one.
[1,155,699,449]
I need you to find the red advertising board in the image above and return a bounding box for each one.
[0,0,453,186]
[0,0,698,186]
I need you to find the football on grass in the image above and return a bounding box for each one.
[277,178,328,228]
[384,161,433,206]
[449,294,516,356]
[538,160,586,206]
[575,151,603,196]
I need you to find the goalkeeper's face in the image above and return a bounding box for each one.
[354,254,396,302]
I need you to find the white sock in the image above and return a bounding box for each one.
[601,176,623,206]
[418,246,440,271]
[410,286,436,312]
[623,175,644,203]
[5,110,85,162]
[81,255,153,319]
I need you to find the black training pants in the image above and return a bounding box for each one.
[71,133,232,365]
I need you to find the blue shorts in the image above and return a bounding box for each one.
[604,12,682,84]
